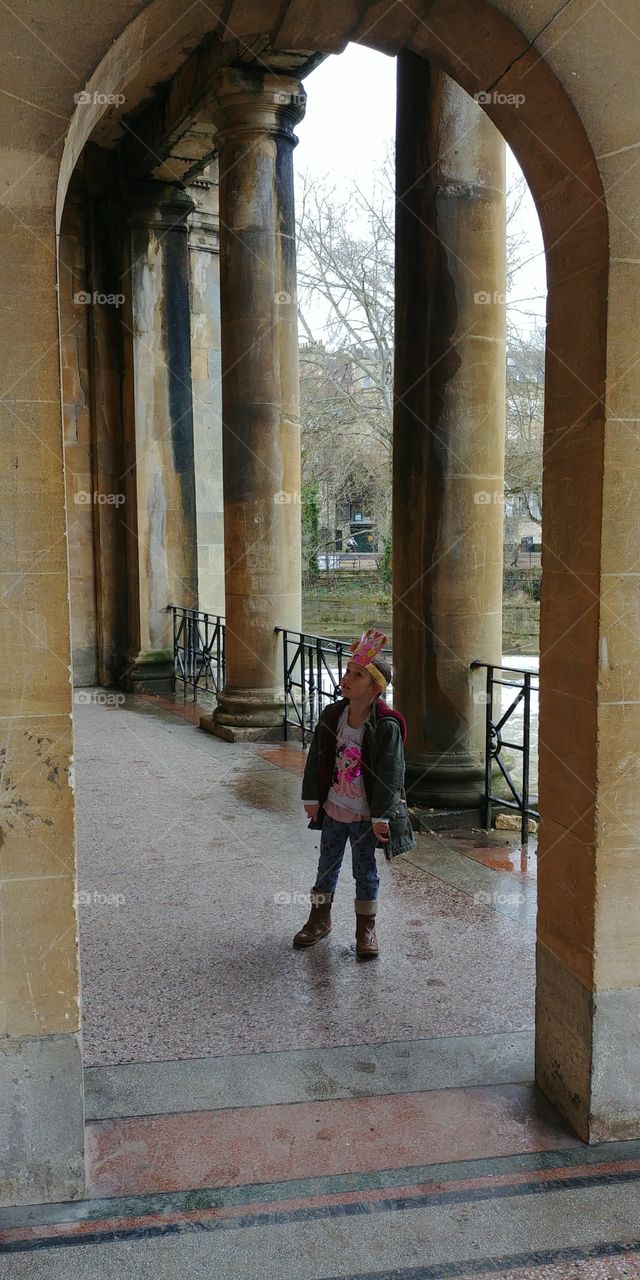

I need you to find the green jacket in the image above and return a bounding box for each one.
[302,697,416,861]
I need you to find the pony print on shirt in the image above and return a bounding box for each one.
[332,741,364,800]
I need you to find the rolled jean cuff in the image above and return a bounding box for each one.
[310,888,333,905]
[354,898,378,915]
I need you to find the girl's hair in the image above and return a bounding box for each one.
[371,655,393,687]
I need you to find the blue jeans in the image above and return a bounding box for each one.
[314,814,380,901]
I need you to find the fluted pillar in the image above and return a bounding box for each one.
[393,53,506,809]
[204,68,305,741]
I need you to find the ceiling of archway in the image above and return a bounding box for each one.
[90,30,324,183]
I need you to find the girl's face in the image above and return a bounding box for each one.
[340,660,378,701]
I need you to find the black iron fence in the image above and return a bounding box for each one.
[171,607,225,700]
[316,552,381,572]
[275,628,393,747]
[470,659,539,842]
[170,615,537,842]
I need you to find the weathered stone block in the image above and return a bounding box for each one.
[0,1033,84,1207]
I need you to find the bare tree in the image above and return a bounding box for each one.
[296,154,546,560]
[505,324,545,522]
[297,167,393,426]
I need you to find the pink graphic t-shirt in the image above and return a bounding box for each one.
[324,707,370,822]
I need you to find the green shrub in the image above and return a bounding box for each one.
[524,572,542,602]
[380,535,392,588]
[302,481,320,581]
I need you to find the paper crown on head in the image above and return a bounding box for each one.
[349,627,389,690]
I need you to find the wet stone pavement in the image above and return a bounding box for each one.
[3,692,640,1279]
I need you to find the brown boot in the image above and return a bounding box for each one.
[292,889,334,948]
[355,900,379,958]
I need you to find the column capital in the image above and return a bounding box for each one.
[210,67,306,146]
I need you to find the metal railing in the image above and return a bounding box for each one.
[171,607,225,700]
[276,628,393,747]
[317,552,380,572]
[170,619,537,838]
[470,659,539,842]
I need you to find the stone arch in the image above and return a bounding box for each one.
[4,0,633,1207]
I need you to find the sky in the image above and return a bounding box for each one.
[294,43,547,337]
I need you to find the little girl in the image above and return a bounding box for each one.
[294,628,415,958]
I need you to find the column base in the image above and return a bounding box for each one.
[0,1032,85,1207]
[120,650,175,694]
[410,806,483,832]
[405,751,485,809]
[536,942,640,1142]
[200,685,285,742]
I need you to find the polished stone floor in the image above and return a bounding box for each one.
[3,692,640,1278]
[72,692,537,1066]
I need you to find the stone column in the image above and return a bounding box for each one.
[0,204,83,1206]
[59,179,99,686]
[187,165,225,616]
[120,181,198,692]
[393,52,506,809]
[85,158,130,689]
[204,68,304,741]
